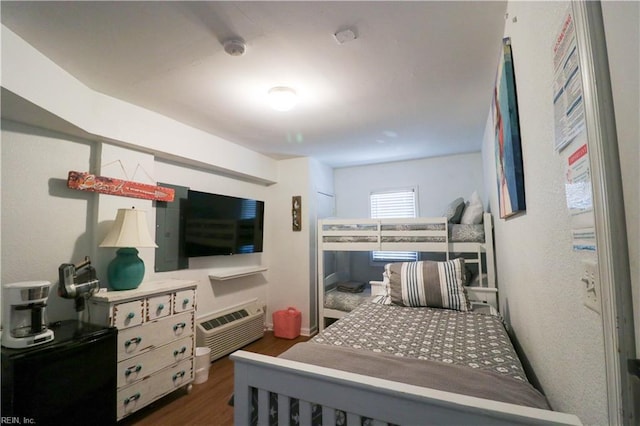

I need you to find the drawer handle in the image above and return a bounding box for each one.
[182,298,190,305]
[124,337,142,348]
[124,364,142,377]
[124,392,141,405]
[173,346,187,357]
[173,322,187,332]
[157,303,165,311]
[126,312,135,320]
[173,370,186,381]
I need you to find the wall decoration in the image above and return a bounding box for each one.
[292,196,302,231]
[493,37,526,219]
[67,171,175,202]
[552,11,585,152]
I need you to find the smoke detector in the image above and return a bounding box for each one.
[223,39,246,56]
[334,28,357,45]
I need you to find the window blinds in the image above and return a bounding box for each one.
[370,188,418,262]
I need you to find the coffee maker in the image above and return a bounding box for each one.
[1,281,54,349]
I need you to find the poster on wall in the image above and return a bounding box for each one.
[493,37,526,219]
[553,8,596,251]
[552,11,586,151]
[571,227,596,252]
[565,143,593,216]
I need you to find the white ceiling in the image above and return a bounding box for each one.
[1,1,507,168]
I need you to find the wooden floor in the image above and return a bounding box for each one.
[119,332,309,426]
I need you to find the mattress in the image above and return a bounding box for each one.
[244,302,550,426]
[450,223,485,242]
[323,286,371,312]
[245,301,548,425]
[322,223,485,243]
[313,301,526,382]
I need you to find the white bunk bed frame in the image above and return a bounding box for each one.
[318,212,498,328]
[231,212,583,425]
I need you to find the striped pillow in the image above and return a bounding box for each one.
[385,258,470,311]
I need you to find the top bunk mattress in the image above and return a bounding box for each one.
[321,223,485,244]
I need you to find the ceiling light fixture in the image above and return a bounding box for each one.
[268,86,297,112]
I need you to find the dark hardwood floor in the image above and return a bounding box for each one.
[119,332,309,426]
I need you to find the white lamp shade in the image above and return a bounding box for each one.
[99,208,158,248]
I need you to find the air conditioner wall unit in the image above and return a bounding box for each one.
[196,301,265,361]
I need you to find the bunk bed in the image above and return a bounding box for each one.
[230,211,583,425]
[318,212,498,329]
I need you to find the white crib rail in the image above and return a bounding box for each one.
[231,350,582,426]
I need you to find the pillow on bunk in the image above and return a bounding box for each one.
[460,191,484,225]
[442,197,465,224]
[385,258,470,311]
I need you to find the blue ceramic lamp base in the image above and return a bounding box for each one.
[107,247,145,291]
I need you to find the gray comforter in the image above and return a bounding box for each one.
[279,341,550,410]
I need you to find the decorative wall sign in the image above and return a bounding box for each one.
[67,171,175,202]
[493,37,526,219]
[292,196,302,231]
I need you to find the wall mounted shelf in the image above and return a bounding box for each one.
[208,265,267,281]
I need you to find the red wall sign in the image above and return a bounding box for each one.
[67,171,175,202]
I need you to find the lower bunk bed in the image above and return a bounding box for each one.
[321,276,372,322]
[232,259,582,425]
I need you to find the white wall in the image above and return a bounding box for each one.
[334,152,485,218]
[1,122,97,321]
[266,158,312,333]
[480,1,640,423]
[308,158,335,331]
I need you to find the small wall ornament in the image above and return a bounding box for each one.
[292,196,302,231]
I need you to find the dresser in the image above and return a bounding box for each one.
[88,279,197,421]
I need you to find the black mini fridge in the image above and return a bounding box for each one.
[1,320,117,425]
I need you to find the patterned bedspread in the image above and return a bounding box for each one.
[246,301,541,425]
[312,301,527,382]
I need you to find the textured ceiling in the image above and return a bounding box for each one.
[1,1,507,167]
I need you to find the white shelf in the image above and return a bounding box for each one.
[208,265,268,281]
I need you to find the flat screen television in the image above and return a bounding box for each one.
[184,190,264,257]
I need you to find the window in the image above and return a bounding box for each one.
[370,188,418,262]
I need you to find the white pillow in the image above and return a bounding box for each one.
[460,191,484,224]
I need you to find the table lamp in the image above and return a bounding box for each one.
[100,207,158,291]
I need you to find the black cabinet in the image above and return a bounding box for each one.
[2,320,117,425]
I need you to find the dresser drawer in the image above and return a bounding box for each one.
[116,335,194,387]
[117,358,193,420]
[113,300,145,329]
[146,293,172,321]
[117,311,194,361]
[174,289,195,313]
